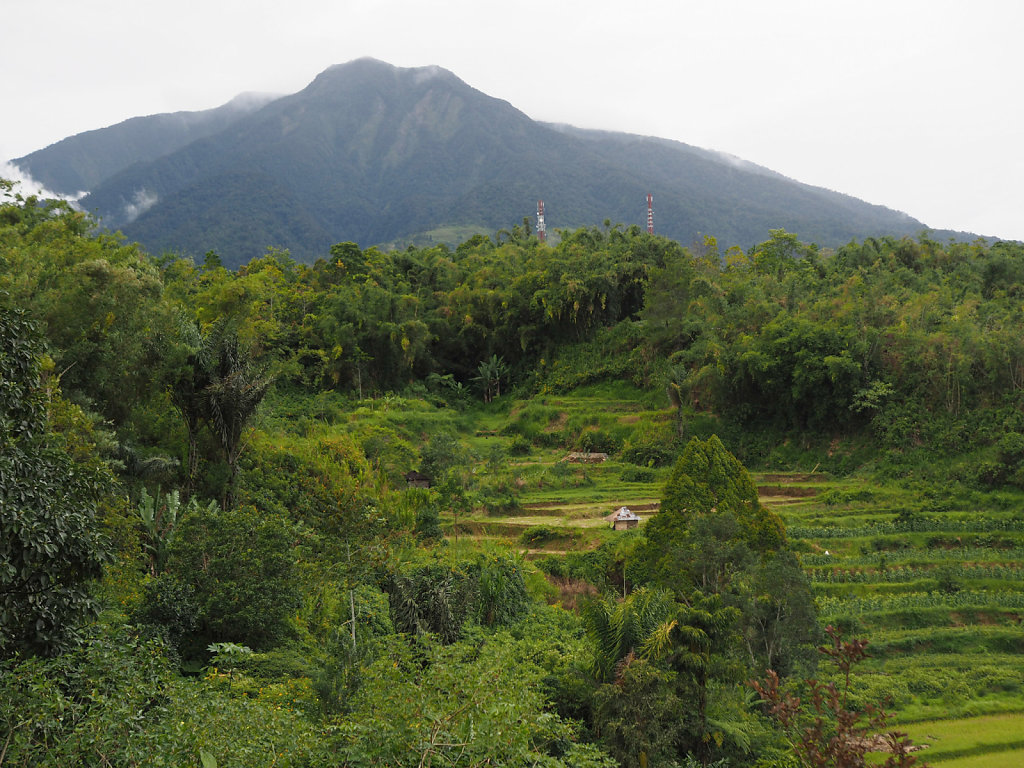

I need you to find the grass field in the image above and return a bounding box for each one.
[894,713,1024,765]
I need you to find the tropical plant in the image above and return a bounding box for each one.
[0,305,112,658]
[203,328,273,508]
[752,626,931,768]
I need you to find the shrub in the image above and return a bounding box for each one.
[573,427,622,454]
[521,525,561,546]
[166,504,301,652]
[620,422,680,467]
[621,466,656,483]
[507,435,533,456]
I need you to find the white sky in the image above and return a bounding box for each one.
[4,0,1023,240]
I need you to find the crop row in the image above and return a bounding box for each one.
[790,517,1024,539]
[817,590,1024,616]
[809,564,1024,583]
[802,547,1024,567]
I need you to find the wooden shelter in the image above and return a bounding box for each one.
[605,506,640,530]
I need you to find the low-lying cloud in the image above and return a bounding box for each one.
[122,188,158,223]
[0,160,87,204]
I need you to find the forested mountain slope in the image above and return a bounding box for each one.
[13,92,277,194]
[12,58,961,267]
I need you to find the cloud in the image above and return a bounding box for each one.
[0,161,86,204]
[122,188,158,223]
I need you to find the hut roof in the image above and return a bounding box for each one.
[604,506,640,522]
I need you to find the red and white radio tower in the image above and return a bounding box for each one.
[646,193,654,235]
[537,200,546,243]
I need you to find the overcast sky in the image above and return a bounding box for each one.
[4,0,1022,241]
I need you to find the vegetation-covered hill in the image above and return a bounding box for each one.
[12,58,962,267]
[4,178,1024,766]
[13,91,276,194]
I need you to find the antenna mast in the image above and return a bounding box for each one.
[646,193,654,235]
[536,200,546,243]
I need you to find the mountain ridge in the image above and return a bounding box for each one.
[12,58,969,266]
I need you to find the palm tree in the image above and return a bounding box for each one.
[166,313,218,501]
[582,587,676,683]
[204,329,272,509]
[474,354,509,403]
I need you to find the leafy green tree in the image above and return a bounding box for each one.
[741,550,820,677]
[583,588,741,765]
[0,306,112,657]
[334,634,615,767]
[165,312,217,500]
[164,503,300,652]
[638,436,784,592]
[474,353,509,402]
[591,656,685,768]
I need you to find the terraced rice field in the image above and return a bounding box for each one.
[897,713,1024,765]
[449,386,1024,752]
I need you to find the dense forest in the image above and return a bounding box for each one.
[4,176,1024,766]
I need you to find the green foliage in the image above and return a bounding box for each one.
[384,552,532,643]
[753,627,929,768]
[476,552,529,628]
[0,305,112,658]
[165,504,301,652]
[333,633,616,768]
[136,487,216,575]
[591,656,685,768]
[385,562,477,644]
[620,419,680,467]
[521,525,561,546]
[659,435,761,522]
[0,623,175,765]
[582,587,676,682]
[419,429,470,484]
[235,430,376,549]
[741,550,820,677]
[620,466,656,482]
[132,573,199,650]
[638,436,785,593]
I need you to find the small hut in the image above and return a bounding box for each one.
[404,470,431,489]
[605,506,640,531]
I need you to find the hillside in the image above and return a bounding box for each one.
[4,185,1024,766]
[13,91,278,195]
[11,58,959,267]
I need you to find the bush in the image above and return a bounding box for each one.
[574,427,622,454]
[621,466,656,483]
[819,487,874,506]
[507,435,533,456]
[166,504,301,652]
[620,422,679,467]
[521,525,561,546]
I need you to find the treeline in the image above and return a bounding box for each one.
[4,181,1024,494]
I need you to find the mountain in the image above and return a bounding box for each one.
[13,92,279,196]
[12,58,958,266]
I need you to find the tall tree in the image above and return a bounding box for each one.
[637,435,785,592]
[166,313,217,500]
[204,327,272,509]
[0,306,112,657]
